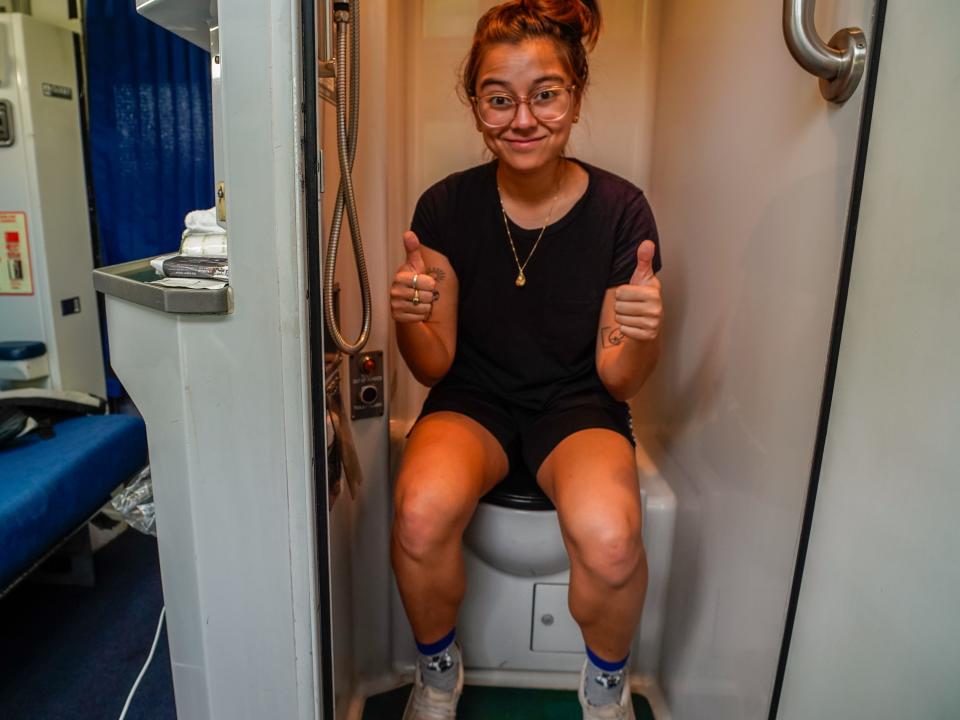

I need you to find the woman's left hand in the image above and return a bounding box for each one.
[614,240,662,342]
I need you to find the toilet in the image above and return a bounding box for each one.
[389,419,676,681]
[458,444,676,677]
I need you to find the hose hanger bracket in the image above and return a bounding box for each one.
[318,59,336,79]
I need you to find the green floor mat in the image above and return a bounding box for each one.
[362,684,655,719]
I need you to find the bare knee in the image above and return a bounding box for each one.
[574,519,646,589]
[392,475,471,562]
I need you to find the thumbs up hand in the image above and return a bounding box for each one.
[613,240,662,342]
[391,231,438,323]
[403,231,426,274]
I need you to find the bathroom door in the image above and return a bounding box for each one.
[635,0,882,717]
[775,2,960,718]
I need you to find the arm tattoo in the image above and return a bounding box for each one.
[600,326,626,348]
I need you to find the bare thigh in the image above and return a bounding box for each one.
[394,411,509,534]
[536,429,643,564]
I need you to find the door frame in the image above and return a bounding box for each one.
[300,0,336,717]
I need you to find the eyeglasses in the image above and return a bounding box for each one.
[471,85,577,128]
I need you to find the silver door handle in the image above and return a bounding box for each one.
[783,0,867,103]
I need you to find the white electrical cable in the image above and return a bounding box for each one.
[118,605,166,720]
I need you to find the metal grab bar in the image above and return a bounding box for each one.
[318,0,334,78]
[783,0,867,103]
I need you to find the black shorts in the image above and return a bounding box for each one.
[413,385,636,477]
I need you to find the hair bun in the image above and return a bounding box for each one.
[521,0,602,49]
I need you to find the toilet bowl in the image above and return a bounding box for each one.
[462,471,569,577]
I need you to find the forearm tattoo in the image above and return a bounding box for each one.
[600,326,626,348]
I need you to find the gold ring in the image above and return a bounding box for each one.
[411,273,419,290]
[411,289,420,306]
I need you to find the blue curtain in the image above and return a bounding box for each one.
[85,0,214,266]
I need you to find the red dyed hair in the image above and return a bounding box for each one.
[461,0,602,99]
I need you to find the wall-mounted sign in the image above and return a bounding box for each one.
[41,82,73,100]
[0,212,34,296]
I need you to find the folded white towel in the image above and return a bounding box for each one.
[180,232,228,257]
[183,208,226,235]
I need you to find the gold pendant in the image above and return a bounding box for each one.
[515,272,526,287]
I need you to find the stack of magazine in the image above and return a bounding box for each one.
[149,253,228,290]
[154,255,228,281]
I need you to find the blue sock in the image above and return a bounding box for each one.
[583,646,629,707]
[416,628,459,692]
[415,627,456,656]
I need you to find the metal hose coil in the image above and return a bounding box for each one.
[324,0,371,354]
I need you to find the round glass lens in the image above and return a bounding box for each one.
[477,87,571,127]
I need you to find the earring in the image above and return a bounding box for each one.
[573,116,580,123]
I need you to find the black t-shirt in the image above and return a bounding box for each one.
[411,158,661,411]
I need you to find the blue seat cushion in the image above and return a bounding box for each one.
[0,341,47,361]
[0,414,148,589]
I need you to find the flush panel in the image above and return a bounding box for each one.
[530,583,582,654]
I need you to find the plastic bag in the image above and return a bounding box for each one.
[111,466,157,536]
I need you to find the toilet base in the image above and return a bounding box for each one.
[459,550,584,672]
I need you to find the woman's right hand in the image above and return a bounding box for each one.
[391,231,438,323]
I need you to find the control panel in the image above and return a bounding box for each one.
[349,350,384,420]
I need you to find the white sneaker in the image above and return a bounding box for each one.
[578,660,636,720]
[402,649,465,720]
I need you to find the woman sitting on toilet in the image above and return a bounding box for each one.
[390,1,662,717]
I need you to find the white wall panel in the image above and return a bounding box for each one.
[779,2,960,717]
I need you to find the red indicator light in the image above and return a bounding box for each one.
[361,356,376,375]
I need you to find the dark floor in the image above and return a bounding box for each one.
[1,532,655,719]
[363,683,656,719]
[0,531,176,720]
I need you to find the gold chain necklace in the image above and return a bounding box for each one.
[497,162,565,287]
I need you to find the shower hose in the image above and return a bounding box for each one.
[324,0,372,355]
